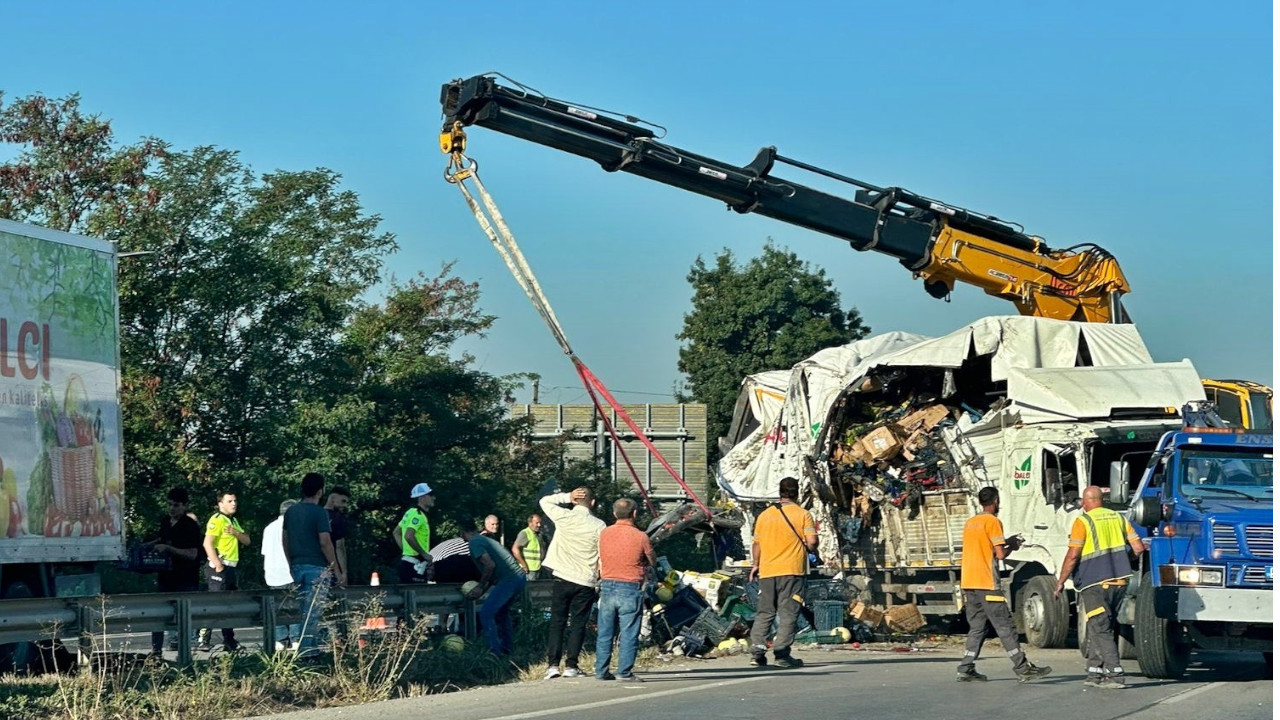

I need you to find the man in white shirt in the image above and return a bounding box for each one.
[263,499,300,650]
[538,487,604,679]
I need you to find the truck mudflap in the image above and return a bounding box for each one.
[1161,586,1274,624]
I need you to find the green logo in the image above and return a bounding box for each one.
[1012,456,1032,490]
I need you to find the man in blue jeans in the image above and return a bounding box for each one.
[595,498,656,681]
[460,517,527,655]
[283,472,342,660]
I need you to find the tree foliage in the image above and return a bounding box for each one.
[676,243,869,447]
[0,91,605,584]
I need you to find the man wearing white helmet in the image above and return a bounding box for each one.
[394,482,435,583]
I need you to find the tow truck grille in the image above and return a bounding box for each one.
[1240,566,1271,586]
[1244,526,1272,559]
[1212,525,1240,555]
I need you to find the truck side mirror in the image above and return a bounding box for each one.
[1133,496,1161,527]
[1110,461,1131,505]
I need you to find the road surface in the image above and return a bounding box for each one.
[245,645,1272,720]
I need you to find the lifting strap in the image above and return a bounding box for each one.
[443,127,710,520]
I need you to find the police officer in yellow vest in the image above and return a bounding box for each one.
[512,513,546,582]
[394,483,435,583]
[1054,485,1147,689]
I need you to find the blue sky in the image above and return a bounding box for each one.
[4,1,1272,403]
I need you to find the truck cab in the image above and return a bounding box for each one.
[1124,413,1273,678]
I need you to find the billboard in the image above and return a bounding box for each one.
[0,220,124,564]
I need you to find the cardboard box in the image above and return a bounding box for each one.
[860,425,902,461]
[884,603,926,633]
[849,601,885,628]
[896,404,950,434]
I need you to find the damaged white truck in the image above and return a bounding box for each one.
[717,316,1206,649]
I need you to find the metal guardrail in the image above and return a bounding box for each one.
[0,580,559,668]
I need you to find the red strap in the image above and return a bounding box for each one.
[576,373,659,519]
[573,357,712,519]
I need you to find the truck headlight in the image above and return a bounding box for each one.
[1160,564,1226,587]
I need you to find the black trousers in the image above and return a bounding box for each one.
[1079,583,1126,678]
[151,575,198,651]
[205,565,239,645]
[546,578,597,669]
[958,589,1028,674]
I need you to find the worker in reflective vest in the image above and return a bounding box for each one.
[1055,485,1146,690]
[512,513,546,582]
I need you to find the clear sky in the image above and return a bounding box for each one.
[5,1,1272,404]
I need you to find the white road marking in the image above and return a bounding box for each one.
[473,674,773,720]
[1157,681,1226,704]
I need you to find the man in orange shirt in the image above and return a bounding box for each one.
[956,487,1051,682]
[594,498,657,681]
[748,476,816,669]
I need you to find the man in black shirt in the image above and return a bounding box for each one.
[324,487,351,583]
[150,488,202,655]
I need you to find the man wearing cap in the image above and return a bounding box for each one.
[394,483,435,583]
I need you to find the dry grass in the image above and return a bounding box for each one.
[0,594,556,720]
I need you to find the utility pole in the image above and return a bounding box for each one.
[532,378,540,404]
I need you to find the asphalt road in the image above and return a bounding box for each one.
[245,645,1272,720]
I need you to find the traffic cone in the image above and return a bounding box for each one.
[362,572,387,631]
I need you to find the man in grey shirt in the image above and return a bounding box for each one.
[460,517,527,655]
[283,473,339,659]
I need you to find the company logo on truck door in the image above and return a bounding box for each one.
[1012,456,1033,490]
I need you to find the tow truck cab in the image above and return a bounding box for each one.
[1124,422,1272,678]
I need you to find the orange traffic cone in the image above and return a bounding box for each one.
[362,573,387,631]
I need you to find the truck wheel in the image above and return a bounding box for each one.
[1018,575,1069,648]
[1134,579,1190,679]
[1077,604,1089,657]
[1118,628,1137,660]
[1264,652,1272,672]
[0,581,37,674]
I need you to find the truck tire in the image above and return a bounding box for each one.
[0,580,37,674]
[1018,575,1069,649]
[1134,579,1190,679]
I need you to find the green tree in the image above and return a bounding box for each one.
[0,91,627,583]
[676,243,869,448]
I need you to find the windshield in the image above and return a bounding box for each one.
[1179,448,1273,501]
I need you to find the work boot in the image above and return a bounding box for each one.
[1016,663,1052,683]
[956,668,988,682]
[774,654,804,669]
[1084,675,1125,689]
[749,653,768,667]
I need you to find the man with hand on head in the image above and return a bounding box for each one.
[539,487,604,679]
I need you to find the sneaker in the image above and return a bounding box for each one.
[224,640,243,654]
[774,655,804,669]
[562,667,583,678]
[616,673,643,682]
[197,641,213,653]
[956,669,989,682]
[596,671,616,680]
[749,654,768,667]
[544,666,561,680]
[1016,663,1052,683]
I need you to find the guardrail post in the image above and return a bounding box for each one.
[404,588,418,626]
[177,598,192,668]
[464,600,477,639]
[76,603,92,668]
[261,595,277,655]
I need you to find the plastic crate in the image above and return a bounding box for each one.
[812,600,846,632]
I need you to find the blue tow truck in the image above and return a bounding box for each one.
[1118,404,1273,678]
